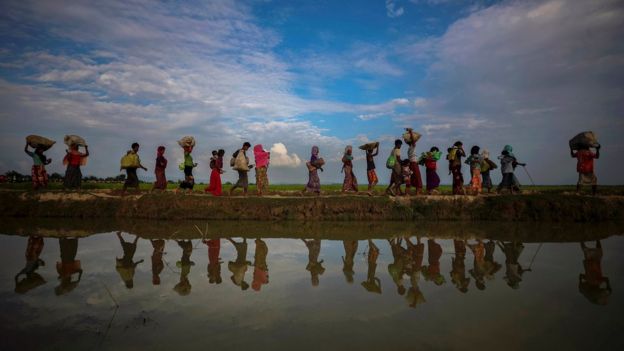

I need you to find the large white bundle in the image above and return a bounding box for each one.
[402,129,421,144]
[569,131,599,150]
[64,135,87,147]
[358,141,379,151]
[177,136,196,148]
[26,135,56,150]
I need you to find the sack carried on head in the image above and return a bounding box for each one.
[358,141,379,151]
[26,135,55,150]
[177,136,196,148]
[569,131,599,150]
[64,135,87,147]
[120,152,140,169]
[402,129,421,144]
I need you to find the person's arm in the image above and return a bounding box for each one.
[570,149,576,158]
[595,145,600,159]
[24,142,30,155]
[372,146,379,157]
[83,145,89,157]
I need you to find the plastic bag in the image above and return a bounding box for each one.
[386,153,396,169]
[64,135,87,147]
[120,152,139,169]
[26,135,55,150]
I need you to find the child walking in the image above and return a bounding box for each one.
[401,159,412,196]
[465,146,483,195]
[365,144,379,195]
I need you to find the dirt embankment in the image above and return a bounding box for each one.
[1,191,623,222]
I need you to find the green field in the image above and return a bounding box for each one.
[1,181,623,195]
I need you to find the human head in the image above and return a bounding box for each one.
[212,150,217,156]
[131,142,140,152]
[471,146,480,155]
[183,145,193,153]
[345,145,352,155]
[430,146,439,152]
[397,285,406,296]
[217,149,225,157]
[482,149,490,159]
[157,146,165,155]
[502,150,509,156]
[311,146,319,156]
[242,142,251,150]
[70,144,79,151]
[454,141,463,147]
[394,139,403,148]
[401,159,410,167]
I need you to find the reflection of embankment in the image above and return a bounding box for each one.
[2,191,624,222]
[1,218,622,243]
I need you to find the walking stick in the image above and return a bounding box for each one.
[522,165,536,186]
[527,243,543,271]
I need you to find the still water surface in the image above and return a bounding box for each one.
[1,220,623,351]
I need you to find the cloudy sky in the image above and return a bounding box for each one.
[0,0,622,185]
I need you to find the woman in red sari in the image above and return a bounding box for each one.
[206,149,224,196]
[152,146,168,191]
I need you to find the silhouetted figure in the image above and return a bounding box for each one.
[55,238,82,295]
[228,238,251,290]
[150,239,165,285]
[174,240,194,296]
[468,240,487,290]
[252,239,269,291]
[361,239,381,294]
[450,239,470,293]
[497,241,530,289]
[115,232,143,289]
[203,238,222,284]
[423,239,446,286]
[342,240,358,284]
[302,239,325,287]
[405,237,426,307]
[579,241,611,305]
[15,236,46,294]
[387,237,408,295]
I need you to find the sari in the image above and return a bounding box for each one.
[341,146,358,192]
[305,146,321,193]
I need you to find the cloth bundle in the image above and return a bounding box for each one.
[569,131,599,150]
[402,129,421,143]
[120,152,140,169]
[177,136,196,148]
[26,135,56,150]
[358,141,379,151]
[64,135,87,147]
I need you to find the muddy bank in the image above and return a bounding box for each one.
[1,191,623,222]
[1,218,622,243]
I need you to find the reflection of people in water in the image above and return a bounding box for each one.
[484,240,502,280]
[15,236,46,294]
[150,239,165,285]
[203,238,222,284]
[405,237,426,307]
[450,239,470,293]
[228,238,251,290]
[342,240,358,284]
[302,239,325,287]
[579,241,611,305]
[361,239,381,294]
[174,240,195,296]
[423,239,446,286]
[468,240,486,290]
[115,232,144,289]
[387,237,407,295]
[252,239,269,291]
[55,238,83,295]
[497,241,530,289]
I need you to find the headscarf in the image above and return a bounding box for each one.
[311,146,319,162]
[157,146,165,157]
[503,145,514,157]
[343,145,353,161]
[481,149,490,159]
[253,144,270,168]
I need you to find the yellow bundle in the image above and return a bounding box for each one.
[120,152,139,169]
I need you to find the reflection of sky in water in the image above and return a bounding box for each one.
[1,230,623,350]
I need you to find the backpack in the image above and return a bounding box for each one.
[229,150,238,167]
[386,152,396,169]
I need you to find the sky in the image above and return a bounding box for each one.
[0,0,622,185]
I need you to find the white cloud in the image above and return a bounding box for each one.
[386,0,405,18]
[269,143,301,168]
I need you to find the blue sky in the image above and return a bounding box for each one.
[0,0,622,185]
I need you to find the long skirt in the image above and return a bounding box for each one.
[255,166,269,193]
[32,165,48,189]
[305,169,320,193]
[153,169,167,190]
[409,161,423,190]
[451,165,464,195]
[342,165,358,192]
[124,168,139,188]
[206,169,222,196]
[426,168,440,191]
[498,173,514,190]
[482,171,492,190]
[470,168,482,192]
[63,165,82,189]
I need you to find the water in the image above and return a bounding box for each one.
[1,220,623,351]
